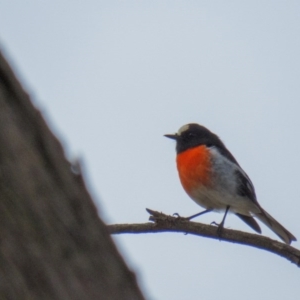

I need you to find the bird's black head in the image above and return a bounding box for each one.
[164,123,224,154]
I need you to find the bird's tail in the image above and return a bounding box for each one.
[254,209,296,244]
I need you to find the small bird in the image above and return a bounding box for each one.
[165,123,296,244]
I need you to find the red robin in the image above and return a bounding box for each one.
[165,123,296,244]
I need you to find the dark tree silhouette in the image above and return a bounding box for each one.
[0,49,144,300]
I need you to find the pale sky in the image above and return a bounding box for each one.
[1,1,300,299]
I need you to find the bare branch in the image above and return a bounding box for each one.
[108,208,300,268]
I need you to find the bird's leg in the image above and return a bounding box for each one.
[186,209,213,220]
[173,209,212,220]
[216,206,230,236]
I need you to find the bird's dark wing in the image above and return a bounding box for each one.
[235,169,259,205]
[214,142,263,233]
[214,142,259,204]
[234,170,262,233]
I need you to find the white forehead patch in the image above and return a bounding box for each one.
[177,124,190,135]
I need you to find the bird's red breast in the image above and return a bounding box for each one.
[176,145,212,195]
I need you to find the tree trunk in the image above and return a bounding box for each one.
[0,49,145,300]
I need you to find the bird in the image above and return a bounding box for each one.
[165,123,296,244]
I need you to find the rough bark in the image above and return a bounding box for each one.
[0,49,145,300]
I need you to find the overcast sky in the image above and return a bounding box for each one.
[1,1,300,299]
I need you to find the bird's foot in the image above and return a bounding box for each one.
[210,221,224,236]
[173,213,190,222]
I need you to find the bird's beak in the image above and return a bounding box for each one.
[164,134,178,140]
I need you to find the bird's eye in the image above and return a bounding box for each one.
[188,132,195,138]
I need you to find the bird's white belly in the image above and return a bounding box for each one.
[189,183,260,215]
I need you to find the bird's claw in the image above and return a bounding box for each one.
[210,221,224,236]
[210,221,219,226]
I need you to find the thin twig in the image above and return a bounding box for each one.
[107,208,300,268]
